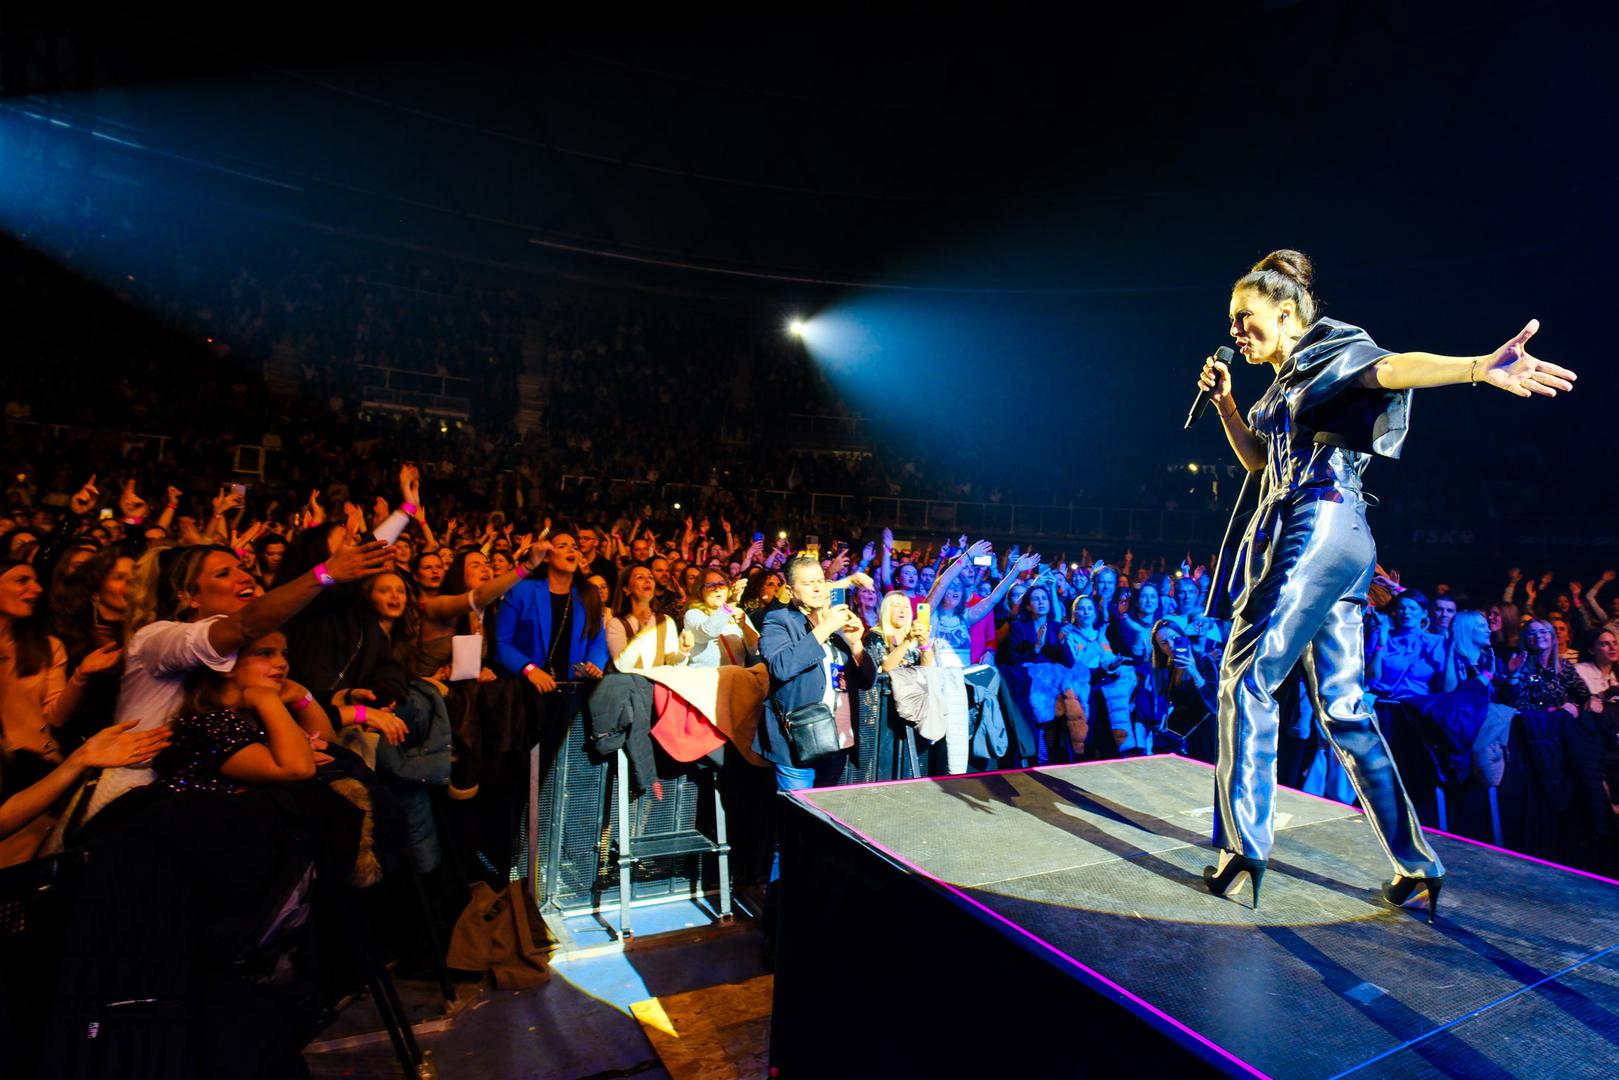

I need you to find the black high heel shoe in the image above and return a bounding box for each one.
[1382,875,1444,924]
[1203,853,1267,910]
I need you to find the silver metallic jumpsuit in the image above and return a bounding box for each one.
[1205,318,1443,878]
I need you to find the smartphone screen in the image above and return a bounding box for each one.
[830,587,848,608]
[753,532,764,543]
[915,602,931,636]
[973,555,992,567]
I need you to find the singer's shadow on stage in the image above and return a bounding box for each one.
[936,766,1372,904]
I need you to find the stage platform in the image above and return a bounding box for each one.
[771,755,1619,1079]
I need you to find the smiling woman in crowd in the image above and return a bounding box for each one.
[76,533,389,824]
[1500,618,1591,716]
[684,567,757,667]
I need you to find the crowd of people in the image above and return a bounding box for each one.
[1,447,1615,867]
[0,413,1616,1072]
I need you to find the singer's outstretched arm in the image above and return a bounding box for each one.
[1360,320,1577,396]
[1199,355,1267,472]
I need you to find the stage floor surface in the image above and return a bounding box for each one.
[792,755,1619,1079]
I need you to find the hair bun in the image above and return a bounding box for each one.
[1252,249,1313,292]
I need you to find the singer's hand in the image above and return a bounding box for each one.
[1199,356,1233,401]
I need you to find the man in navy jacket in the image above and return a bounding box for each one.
[755,553,876,790]
[757,552,876,964]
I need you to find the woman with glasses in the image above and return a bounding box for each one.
[1499,619,1590,717]
[683,570,758,667]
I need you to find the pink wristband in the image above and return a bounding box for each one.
[400,502,418,516]
[515,563,531,578]
[292,693,313,711]
[522,663,538,677]
[354,704,367,726]
[313,562,336,587]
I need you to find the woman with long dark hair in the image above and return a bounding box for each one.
[1196,248,1577,916]
[1000,582,1081,763]
[408,541,545,683]
[50,548,134,672]
[739,568,785,632]
[1111,581,1160,670]
[607,564,688,670]
[1130,620,1218,763]
[48,547,135,745]
[0,560,124,863]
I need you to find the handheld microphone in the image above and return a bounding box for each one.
[1184,346,1236,429]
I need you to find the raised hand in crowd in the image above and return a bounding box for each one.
[213,485,245,520]
[325,538,392,581]
[69,474,99,516]
[826,544,850,579]
[231,520,264,553]
[399,462,420,506]
[173,516,206,546]
[118,479,148,522]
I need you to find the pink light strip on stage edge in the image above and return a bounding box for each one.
[793,776,1276,1080]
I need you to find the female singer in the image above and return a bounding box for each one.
[1196,249,1577,918]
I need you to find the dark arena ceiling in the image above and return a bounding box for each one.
[3,2,1611,299]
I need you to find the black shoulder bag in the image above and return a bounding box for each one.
[773,629,843,764]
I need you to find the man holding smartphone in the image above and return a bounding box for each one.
[755,553,874,788]
[755,551,877,966]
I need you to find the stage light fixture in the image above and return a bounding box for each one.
[787,318,807,338]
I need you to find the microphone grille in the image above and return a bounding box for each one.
[1215,346,1235,363]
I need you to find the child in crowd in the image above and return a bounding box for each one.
[153,631,321,793]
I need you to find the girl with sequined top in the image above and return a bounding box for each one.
[153,631,318,794]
